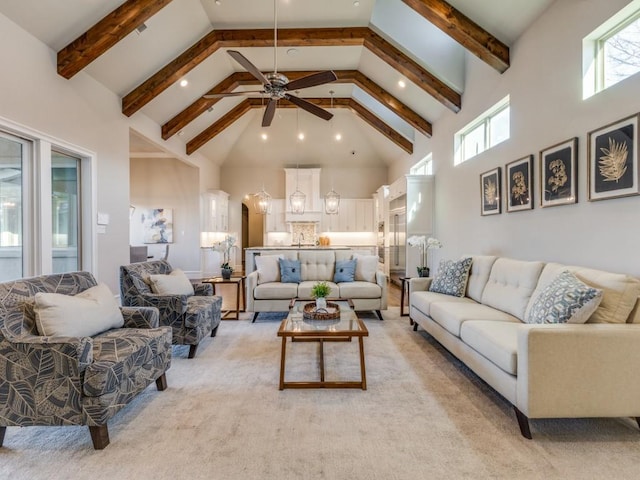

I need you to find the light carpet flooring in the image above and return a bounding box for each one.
[1,307,639,479]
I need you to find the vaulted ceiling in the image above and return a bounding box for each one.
[0,0,554,168]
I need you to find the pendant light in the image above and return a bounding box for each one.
[290,108,306,214]
[253,185,271,215]
[324,91,340,215]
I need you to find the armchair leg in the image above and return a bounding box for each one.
[514,407,532,439]
[211,325,219,337]
[89,425,110,450]
[412,320,418,331]
[0,426,6,447]
[252,312,259,323]
[155,373,168,391]
[188,344,199,359]
[376,310,383,321]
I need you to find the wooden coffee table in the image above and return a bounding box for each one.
[277,299,368,390]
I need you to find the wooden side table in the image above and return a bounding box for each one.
[203,276,246,320]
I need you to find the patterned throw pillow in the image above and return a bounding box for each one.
[428,257,473,297]
[333,259,357,283]
[279,258,302,283]
[525,270,603,324]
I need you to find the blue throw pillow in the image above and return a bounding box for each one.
[333,259,357,283]
[279,258,301,283]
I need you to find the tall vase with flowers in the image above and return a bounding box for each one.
[407,236,442,277]
[213,234,237,279]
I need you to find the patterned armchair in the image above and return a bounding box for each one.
[120,260,222,359]
[0,272,172,450]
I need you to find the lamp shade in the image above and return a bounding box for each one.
[253,188,271,215]
[324,189,340,214]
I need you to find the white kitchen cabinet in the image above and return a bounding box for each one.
[355,199,374,232]
[201,190,229,232]
[284,168,322,221]
[265,199,288,232]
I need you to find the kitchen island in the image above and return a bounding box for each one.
[244,246,375,273]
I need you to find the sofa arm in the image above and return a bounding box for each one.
[517,324,640,418]
[409,277,432,296]
[194,283,213,296]
[246,271,259,311]
[121,306,160,329]
[376,271,388,309]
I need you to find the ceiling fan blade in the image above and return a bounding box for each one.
[262,99,277,127]
[285,94,333,121]
[203,90,265,99]
[284,71,338,91]
[227,50,271,86]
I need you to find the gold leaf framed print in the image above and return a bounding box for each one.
[588,114,639,201]
[540,137,578,207]
[506,155,534,212]
[480,167,501,216]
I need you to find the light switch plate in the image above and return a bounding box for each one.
[97,212,110,225]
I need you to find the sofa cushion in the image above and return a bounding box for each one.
[429,258,472,297]
[481,258,544,320]
[255,255,284,284]
[148,269,194,296]
[34,283,124,338]
[333,259,356,283]
[460,321,524,375]
[464,255,498,302]
[353,254,378,283]
[299,251,336,281]
[338,281,382,299]
[253,282,298,300]
[430,302,520,337]
[411,291,474,317]
[279,258,302,283]
[297,281,339,300]
[529,262,640,324]
[525,270,603,324]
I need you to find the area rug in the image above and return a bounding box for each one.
[1,307,639,480]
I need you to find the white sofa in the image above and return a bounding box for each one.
[247,250,387,321]
[409,255,640,438]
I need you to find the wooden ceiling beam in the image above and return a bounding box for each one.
[123,27,459,117]
[401,0,509,72]
[162,70,432,140]
[57,0,174,79]
[186,97,412,155]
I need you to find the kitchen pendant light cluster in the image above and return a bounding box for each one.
[324,91,341,215]
[290,108,306,214]
[253,186,271,215]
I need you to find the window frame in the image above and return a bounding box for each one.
[410,153,433,175]
[454,96,510,165]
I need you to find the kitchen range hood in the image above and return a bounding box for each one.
[284,168,322,222]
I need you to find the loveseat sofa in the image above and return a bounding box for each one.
[247,250,387,321]
[409,255,640,438]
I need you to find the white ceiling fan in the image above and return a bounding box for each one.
[204,0,338,127]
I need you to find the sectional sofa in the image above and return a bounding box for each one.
[246,250,387,320]
[409,255,640,438]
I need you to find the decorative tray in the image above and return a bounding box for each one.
[302,302,340,320]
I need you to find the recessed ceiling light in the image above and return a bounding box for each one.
[261,133,268,140]
[335,133,342,141]
[298,132,305,141]
[287,48,299,57]
[398,79,406,88]
[180,79,188,87]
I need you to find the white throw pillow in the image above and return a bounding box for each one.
[352,254,378,283]
[34,283,124,337]
[255,255,283,284]
[149,268,195,295]
[525,270,603,324]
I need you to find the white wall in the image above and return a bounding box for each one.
[0,13,217,290]
[427,0,640,276]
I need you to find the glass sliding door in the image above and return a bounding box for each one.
[0,133,28,281]
[51,151,80,273]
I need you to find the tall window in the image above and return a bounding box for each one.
[52,151,80,273]
[583,1,640,98]
[0,120,94,282]
[410,154,433,175]
[454,96,510,165]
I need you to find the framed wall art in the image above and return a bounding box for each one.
[141,208,173,244]
[539,137,578,207]
[588,113,639,201]
[480,167,501,216]
[506,155,533,212]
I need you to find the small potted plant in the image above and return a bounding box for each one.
[213,234,237,280]
[407,236,442,277]
[310,281,331,310]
